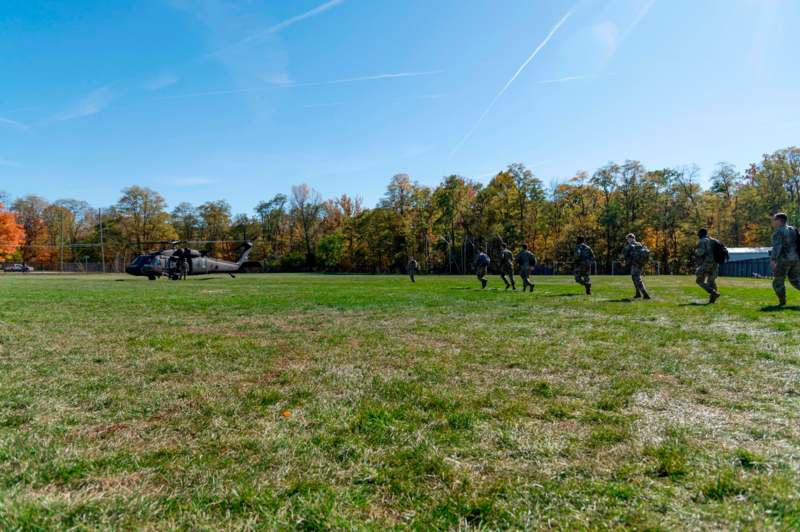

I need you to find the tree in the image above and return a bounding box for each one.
[171,202,200,241]
[11,195,50,263]
[114,186,176,253]
[198,200,231,240]
[291,184,323,266]
[255,194,288,256]
[317,233,344,271]
[0,204,24,260]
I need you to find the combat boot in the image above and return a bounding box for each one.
[481,279,488,289]
[709,291,720,304]
[585,284,591,295]
[633,291,642,299]
[642,290,651,300]
[779,294,787,306]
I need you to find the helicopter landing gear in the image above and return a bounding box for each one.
[148,275,157,281]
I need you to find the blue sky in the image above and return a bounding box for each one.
[1,0,798,214]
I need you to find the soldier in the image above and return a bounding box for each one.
[475,250,491,289]
[574,237,594,295]
[180,248,192,280]
[620,233,651,300]
[407,257,419,283]
[770,212,800,306]
[695,228,720,303]
[499,244,516,290]
[516,244,536,292]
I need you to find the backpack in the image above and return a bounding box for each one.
[477,253,490,266]
[794,227,800,257]
[580,244,595,261]
[710,238,729,264]
[633,244,650,266]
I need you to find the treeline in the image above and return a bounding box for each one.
[2,146,799,274]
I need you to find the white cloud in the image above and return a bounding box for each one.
[621,0,657,41]
[161,70,443,99]
[302,102,345,109]
[0,117,30,132]
[55,86,114,121]
[144,73,178,91]
[593,21,620,56]
[172,177,216,187]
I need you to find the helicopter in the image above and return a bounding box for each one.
[125,240,254,280]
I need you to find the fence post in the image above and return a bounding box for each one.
[98,208,106,273]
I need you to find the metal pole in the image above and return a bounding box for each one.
[60,210,64,273]
[98,208,106,273]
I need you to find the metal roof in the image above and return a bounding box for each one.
[727,247,771,254]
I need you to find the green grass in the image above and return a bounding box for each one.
[0,273,798,529]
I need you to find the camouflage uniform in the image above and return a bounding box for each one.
[499,248,516,290]
[771,225,800,305]
[407,259,419,283]
[475,252,490,289]
[622,241,649,298]
[694,237,718,297]
[516,249,536,292]
[574,243,594,294]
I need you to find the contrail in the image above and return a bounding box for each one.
[449,7,575,158]
[207,0,344,58]
[537,75,585,84]
[160,70,444,100]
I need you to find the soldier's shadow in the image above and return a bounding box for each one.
[678,302,710,307]
[606,298,633,303]
[761,305,800,312]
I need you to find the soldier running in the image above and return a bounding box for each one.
[574,237,594,295]
[770,212,800,306]
[620,233,651,300]
[695,228,720,303]
[499,244,516,290]
[516,244,536,292]
[475,250,491,289]
[407,257,419,283]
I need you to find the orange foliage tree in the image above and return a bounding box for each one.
[0,204,25,260]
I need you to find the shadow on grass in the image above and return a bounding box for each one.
[760,305,800,312]
[678,302,710,307]
[606,298,633,303]
[541,293,582,298]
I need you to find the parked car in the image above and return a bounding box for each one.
[2,263,34,273]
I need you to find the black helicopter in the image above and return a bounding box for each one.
[126,240,254,280]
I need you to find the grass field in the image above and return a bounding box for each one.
[0,273,798,529]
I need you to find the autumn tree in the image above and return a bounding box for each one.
[11,195,50,263]
[0,204,24,260]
